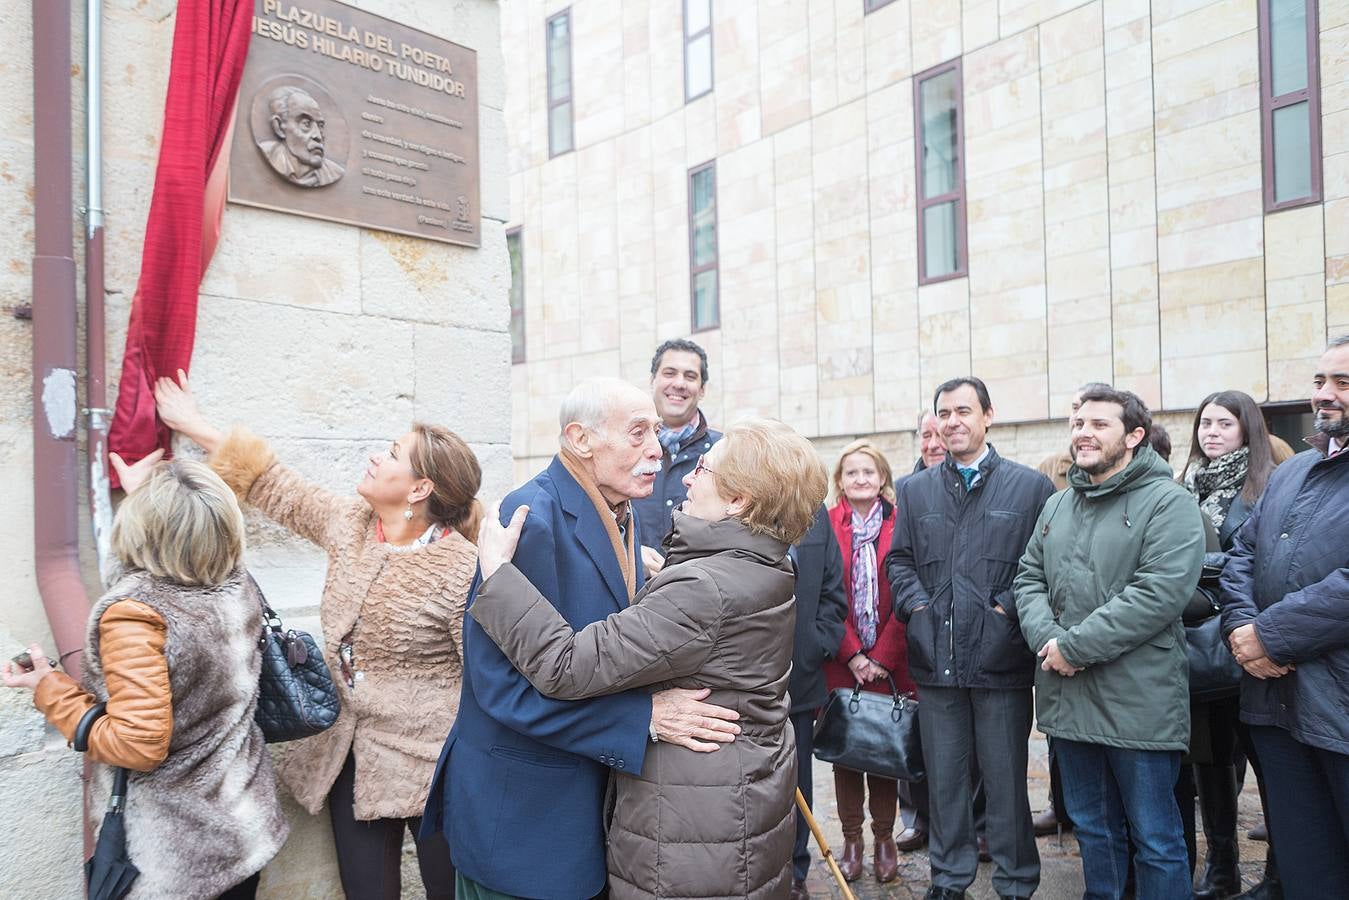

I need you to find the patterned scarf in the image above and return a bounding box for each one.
[1185,445,1250,531]
[849,500,884,650]
[658,419,697,455]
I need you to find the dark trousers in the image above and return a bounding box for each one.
[329,752,456,900]
[216,872,260,900]
[1249,726,1349,900]
[1047,738,1074,828]
[917,686,1040,896]
[790,710,814,882]
[1056,740,1190,900]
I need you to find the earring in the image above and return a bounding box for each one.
[403,502,414,521]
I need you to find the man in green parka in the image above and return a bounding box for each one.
[1015,386,1205,900]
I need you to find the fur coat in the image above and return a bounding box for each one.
[211,429,478,819]
[83,570,288,899]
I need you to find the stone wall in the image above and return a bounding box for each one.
[504,0,1347,479]
[0,1,508,895]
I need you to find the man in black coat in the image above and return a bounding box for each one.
[885,377,1054,900]
[787,504,848,900]
[1220,335,1349,900]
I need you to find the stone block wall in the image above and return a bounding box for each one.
[504,0,1344,479]
[0,1,509,895]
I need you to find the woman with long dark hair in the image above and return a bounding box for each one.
[1181,390,1279,900]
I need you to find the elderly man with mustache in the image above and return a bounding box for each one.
[422,377,741,900]
[1218,334,1349,900]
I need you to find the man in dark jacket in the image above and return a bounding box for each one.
[885,376,1054,900]
[1016,386,1204,900]
[787,504,848,900]
[1219,335,1349,900]
[632,339,722,566]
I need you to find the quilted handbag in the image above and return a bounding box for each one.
[250,575,340,743]
[813,674,924,782]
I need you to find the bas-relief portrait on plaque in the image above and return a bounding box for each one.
[229,0,481,247]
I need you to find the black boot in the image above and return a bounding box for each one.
[1194,763,1241,899]
[1234,847,1283,900]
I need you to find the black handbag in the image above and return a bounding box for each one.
[251,575,340,743]
[1184,562,1243,702]
[812,674,924,782]
[74,703,140,900]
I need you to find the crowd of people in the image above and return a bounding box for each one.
[1,332,1346,900]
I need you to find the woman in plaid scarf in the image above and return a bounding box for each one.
[825,441,918,885]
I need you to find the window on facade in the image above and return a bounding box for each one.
[688,162,719,331]
[1259,0,1322,211]
[864,0,900,12]
[546,9,573,157]
[684,0,713,102]
[914,60,967,284]
[507,228,525,364]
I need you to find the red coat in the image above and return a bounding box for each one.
[825,499,917,697]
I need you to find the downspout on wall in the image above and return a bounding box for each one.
[32,0,91,668]
[86,0,113,582]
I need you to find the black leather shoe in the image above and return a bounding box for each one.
[788,879,809,900]
[923,888,968,900]
[1234,879,1284,900]
[895,826,927,851]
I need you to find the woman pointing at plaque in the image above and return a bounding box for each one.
[155,371,476,900]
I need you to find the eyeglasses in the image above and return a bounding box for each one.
[693,454,716,477]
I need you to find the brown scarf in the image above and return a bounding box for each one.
[560,449,637,602]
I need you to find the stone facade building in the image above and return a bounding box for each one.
[1,1,509,895]
[503,0,1347,476]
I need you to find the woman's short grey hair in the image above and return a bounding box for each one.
[558,377,641,439]
[110,460,245,586]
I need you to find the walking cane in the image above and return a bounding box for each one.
[795,788,858,900]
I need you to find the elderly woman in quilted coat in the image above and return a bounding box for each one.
[153,371,480,900]
[471,419,829,900]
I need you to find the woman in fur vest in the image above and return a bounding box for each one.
[154,371,480,900]
[3,452,287,899]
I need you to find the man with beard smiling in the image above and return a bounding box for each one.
[633,339,722,573]
[1218,335,1349,899]
[886,377,1054,900]
[1015,386,1204,900]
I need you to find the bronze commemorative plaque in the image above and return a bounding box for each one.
[229,0,480,247]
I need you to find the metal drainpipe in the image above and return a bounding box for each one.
[32,0,90,664]
[85,0,113,583]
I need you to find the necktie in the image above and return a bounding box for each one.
[958,466,978,489]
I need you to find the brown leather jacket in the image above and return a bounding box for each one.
[34,599,172,772]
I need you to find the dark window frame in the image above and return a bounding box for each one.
[1258,0,1323,212]
[864,0,900,12]
[546,8,574,158]
[913,58,968,285]
[683,0,714,103]
[687,160,720,332]
[507,227,525,364]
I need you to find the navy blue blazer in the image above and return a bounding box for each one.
[421,457,652,898]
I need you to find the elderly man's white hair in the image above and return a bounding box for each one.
[558,377,648,440]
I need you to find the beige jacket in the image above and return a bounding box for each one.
[471,512,798,900]
[212,429,477,820]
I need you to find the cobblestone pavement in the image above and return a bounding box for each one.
[402,729,1269,899]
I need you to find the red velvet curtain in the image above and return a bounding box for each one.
[107,0,253,479]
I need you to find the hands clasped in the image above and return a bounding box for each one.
[1228,623,1293,679]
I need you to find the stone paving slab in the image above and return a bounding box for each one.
[401,729,1270,899]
